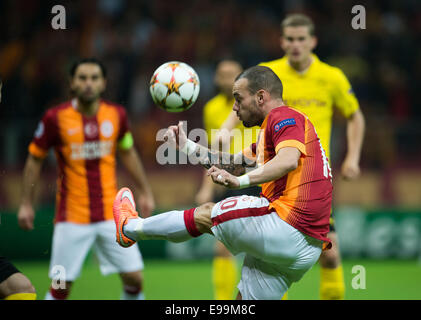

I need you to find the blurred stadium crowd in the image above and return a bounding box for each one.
[0,0,420,209]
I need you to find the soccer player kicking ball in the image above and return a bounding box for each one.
[260,13,365,300]
[113,66,333,300]
[196,60,260,300]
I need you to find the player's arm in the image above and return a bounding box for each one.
[332,68,365,180]
[18,112,54,231]
[196,111,241,204]
[202,111,246,175]
[164,122,255,176]
[342,109,365,180]
[208,147,300,188]
[198,147,255,176]
[117,132,155,217]
[18,154,44,230]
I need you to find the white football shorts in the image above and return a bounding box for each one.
[211,195,323,300]
[48,220,144,281]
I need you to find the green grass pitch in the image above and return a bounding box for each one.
[13,258,421,300]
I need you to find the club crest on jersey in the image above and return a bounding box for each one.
[100,120,114,138]
[274,118,296,132]
[84,122,98,138]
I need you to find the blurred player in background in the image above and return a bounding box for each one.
[260,13,365,300]
[195,60,259,300]
[0,78,36,300]
[113,66,333,300]
[17,58,155,300]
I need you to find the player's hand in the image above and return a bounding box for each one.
[137,190,155,218]
[163,125,179,150]
[17,203,35,231]
[176,121,188,151]
[163,122,187,151]
[341,157,360,180]
[207,166,240,189]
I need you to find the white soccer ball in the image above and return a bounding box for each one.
[149,61,200,112]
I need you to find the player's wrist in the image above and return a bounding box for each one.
[236,174,250,189]
[180,139,197,156]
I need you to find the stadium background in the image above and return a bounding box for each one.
[0,0,420,299]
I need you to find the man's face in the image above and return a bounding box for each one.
[232,78,264,127]
[70,63,106,103]
[215,62,242,97]
[281,26,316,65]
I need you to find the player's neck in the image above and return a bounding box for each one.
[288,55,313,73]
[263,99,285,116]
[75,98,100,116]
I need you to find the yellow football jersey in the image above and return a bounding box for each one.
[203,93,257,154]
[260,54,359,159]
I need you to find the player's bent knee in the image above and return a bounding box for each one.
[194,202,215,235]
[5,273,36,295]
[18,276,36,295]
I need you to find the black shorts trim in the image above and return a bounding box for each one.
[0,256,20,283]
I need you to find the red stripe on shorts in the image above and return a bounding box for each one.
[212,205,272,227]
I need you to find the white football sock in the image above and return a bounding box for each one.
[121,288,145,300]
[45,291,56,300]
[124,210,195,242]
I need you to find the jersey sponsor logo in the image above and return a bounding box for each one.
[67,127,81,136]
[284,98,326,107]
[70,140,112,160]
[100,120,114,138]
[34,121,45,138]
[274,118,296,132]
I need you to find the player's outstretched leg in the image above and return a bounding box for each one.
[113,187,213,246]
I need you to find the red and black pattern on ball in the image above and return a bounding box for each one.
[150,73,159,86]
[187,75,199,86]
[167,62,180,70]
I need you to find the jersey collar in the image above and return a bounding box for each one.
[284,53,319,76]
[72,98,103,117]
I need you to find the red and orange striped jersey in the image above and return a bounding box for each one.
[28,99,131,224]
[244,106,332,249]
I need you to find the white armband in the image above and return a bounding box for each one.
[180,139,198,156]
[237,174,250,189]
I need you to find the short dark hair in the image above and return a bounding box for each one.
[70,58,107,78]
[281,13,315,36]
[235,66,283,99]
